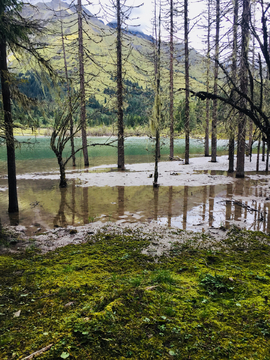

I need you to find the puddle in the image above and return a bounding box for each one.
[0,175,270,235]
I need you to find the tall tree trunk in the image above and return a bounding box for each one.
[154,128,160,186]
[228,0,238,173]
[184,0,190,165]
[78,0,89,166]
[211,0,220,162]
[205,0,211,157]
[236,0,250,178]
[256,135,261,172]
[0,40,19,213]
[266,143,269,172]
[117,0,125,170]
[60,2,76,166]
[169,0,174,160]
[58,157,67,188]
[248,120,253,161]
[249,3,255,162]
[228,138,235,173]
[153,7,161,188]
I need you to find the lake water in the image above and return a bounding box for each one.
[0,137,229,176]
[1,136,269,234]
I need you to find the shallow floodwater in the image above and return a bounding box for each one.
[0,173,270,235]
[0,137,268,234]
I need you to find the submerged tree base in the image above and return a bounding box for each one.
[1,226,270,359]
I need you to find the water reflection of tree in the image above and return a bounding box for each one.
[118,186,125,217]
[168,186,173,227]
[82,187,88,224]
[8,212,19,226]
[54,187,68,227]
[209,185,214,227]
[54,184,78,227]
[154,187,159,221]
[202,186,207,227]
[183,186,188,230]
[71,180,76,225]
[226,184,233,227]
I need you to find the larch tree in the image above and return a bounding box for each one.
[184,0,189,164]
[59,0,76,167]
[205,0,211,157]
[211,0,220,163]
[187,0,270,172]
[169,0,175,160]
[116,0,124,170]
[77,0,89,166]
[102,0,142,170]
[152,2,162,187]
[0,0,53,213]
[236,0,250,178]
[228,0,239,173]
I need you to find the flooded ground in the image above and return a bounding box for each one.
[1,171,269,235]
[0,138,269,235]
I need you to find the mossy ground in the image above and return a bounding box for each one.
[1,227,270,359]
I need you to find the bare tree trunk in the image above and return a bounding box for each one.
[0,40,19,213]
[60,2,76,166]
[154,128,160,186]
[211,0,220,163]
[59,157,67,188]
[228,138,235,173]
[78,0,89,166]
[183,186,188,230]
[205,0,211,157]
[184,0,190,165]
[153,7,161,188]
[228,0,238,173]
[169,0,174,160]
[117,0,124,170]
[256,136,261,172]
[266,143,269,172]
[262,138,265,161]
[249,4,255,162]
[236,0,250,178]
[248,120,253,161]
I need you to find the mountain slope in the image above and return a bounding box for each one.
[11,0,207,108]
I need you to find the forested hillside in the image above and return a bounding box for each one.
[9,0,206,131]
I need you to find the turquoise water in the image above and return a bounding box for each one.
[2,136,267,234]
[0,136,229,176]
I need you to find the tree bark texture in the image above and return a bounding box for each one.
[60,2,76,167]
[59,158,67,188]
[211,0,220,162]
[0,40,19,213]
[205,0,211,157]
[228,0,238,172]
[153,5,161,187]
[117,0,125,170]
[78,0,89,166]
[184,0,190,165]
[236,0,250,178]
[256,136,260,172]
[169,0,174,160]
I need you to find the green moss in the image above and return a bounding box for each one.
[1,230,270,359]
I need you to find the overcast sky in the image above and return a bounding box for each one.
[28,0,207,51]
[85,0,207,49]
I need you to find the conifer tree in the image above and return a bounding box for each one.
[184,0,189,164]
[0,0,53,213]
[78,0,89,166]
[211,0,220,163]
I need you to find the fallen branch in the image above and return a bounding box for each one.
[219,199,266,221]
[21,344,53,360]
